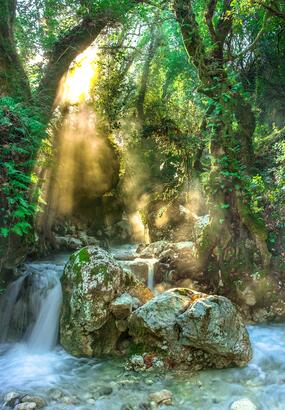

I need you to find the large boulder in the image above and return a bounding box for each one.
[60,246,152,356]
[128,288,252,370]
[61,248,251,370]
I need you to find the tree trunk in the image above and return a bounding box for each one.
[136,25,160,129]
[174,0,271,277]
[0,0,31,100]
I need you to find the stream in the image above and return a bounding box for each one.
[0,250,285,409]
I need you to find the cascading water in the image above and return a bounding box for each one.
[111,244,158,291]
[133,258,158,290]
[146,259,157,290]
[0,261,63,352]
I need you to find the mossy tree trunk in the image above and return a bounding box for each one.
[174,0,271,279]
[0,0,31,101]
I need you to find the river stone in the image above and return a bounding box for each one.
[60,246,152,356]
[21,396,45,408]
[129,288,252,369]
[230,398,258,410]
[125,261,149,283]
[149,390,172,405]
[14,404,37,410]
[110,293,141,319]
[176,295,252,366]
[139,241,169,258]
[4,391,22,407]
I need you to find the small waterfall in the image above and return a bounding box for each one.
[146,259,157,290]
[27,277,62,352]
[115,251,158,291]
[0,262,63,353]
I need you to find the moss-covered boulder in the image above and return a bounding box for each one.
[128,288,252,370]
[60,246,152,356]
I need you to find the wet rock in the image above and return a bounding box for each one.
[47,388,63,400]
[13,404,37,410]
[129,288,252,369]
[125,261,149,283]
[110,293,141,319]
[125,354,146,371]
[139,241,169,258]
[61,396,77,404]
[115,319,128,332]
[115,254,137,261]
[148,390,172,405]
[54,236,69,249]
[176,294,252,367]
[61,246,152,357]
[230,398,258,410]
[152,241,201,285]
[87,398,96,405]
[151,358,164,369]
[138,403,152,410]
[68,237,83,250]
[237,286,257,307]
[121,404,134,410]
[4,392,22,407]
[97,386,113,396]
[21,396,45,408]
[54,235,87,251]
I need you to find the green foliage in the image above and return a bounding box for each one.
[0,97,46,238]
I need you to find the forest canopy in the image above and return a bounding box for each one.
[0,0,285,284]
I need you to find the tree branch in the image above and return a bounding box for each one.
[228,11,268,61]
[205,0,218,42]
[258,0,285,20]
[173,0,207,68]
[215,0,233,45]
[36,0,145,120]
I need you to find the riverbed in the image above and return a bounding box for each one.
[0,252,284,409]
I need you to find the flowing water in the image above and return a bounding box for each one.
[111,244,158,291]
[0,251,285,409]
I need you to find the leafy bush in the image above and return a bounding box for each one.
[0,97,46,238]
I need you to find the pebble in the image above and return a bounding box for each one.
[148,389,173,405]
[61,396,76,404]
[230,398,258,410]
[97,386,113,396]
[152,359,164,369]
[47,388,63,400]
[87,398,96,404]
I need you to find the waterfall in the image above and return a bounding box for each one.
[0,262,63,353]
[27,277,62,352]
[146,259,157,290]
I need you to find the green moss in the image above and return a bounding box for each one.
[237,200,267,239]
[77,247,91,263]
